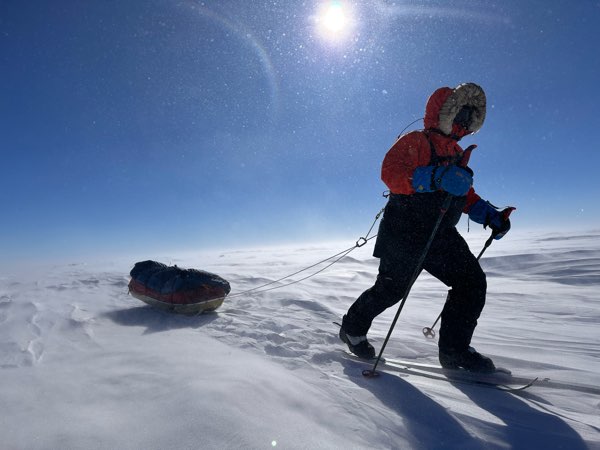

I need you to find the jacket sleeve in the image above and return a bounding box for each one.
[463,187,481,213]
[381,132,432,195]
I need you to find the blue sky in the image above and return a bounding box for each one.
[2,0,599,262]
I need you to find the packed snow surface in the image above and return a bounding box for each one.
[1,229,599,449]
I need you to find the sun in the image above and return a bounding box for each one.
[316,1,354,41]
[322,2,346,32]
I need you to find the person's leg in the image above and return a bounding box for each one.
[422,228,487,352]
[422,229,494,371]
[340,253,420,358]
[343,251,421,337]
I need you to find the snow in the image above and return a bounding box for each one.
[1,229,599,449]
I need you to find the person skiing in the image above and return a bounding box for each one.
[339,82,513,373]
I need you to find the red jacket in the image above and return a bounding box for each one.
[381,87,482,212]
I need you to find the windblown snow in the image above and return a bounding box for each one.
[1,229,599,449]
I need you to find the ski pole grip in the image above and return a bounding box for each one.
[460,144,477,167]
[501,206,516,221]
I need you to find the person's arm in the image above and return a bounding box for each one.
[465,193,515,239]
[381,132,430,194]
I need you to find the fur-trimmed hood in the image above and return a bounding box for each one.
[424,83,486,136]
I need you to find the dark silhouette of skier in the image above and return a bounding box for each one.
[340,83,513,373]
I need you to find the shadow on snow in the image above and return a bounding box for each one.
[341,358,587,449]
[103,306,219,334]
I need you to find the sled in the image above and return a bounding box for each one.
[128,260,230,314]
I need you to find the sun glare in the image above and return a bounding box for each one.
[316,1,353,41]
[323,3,345,32]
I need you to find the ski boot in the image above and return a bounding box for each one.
[439,346,496,373]
[339,316,375,360]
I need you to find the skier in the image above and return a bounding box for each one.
[339,83,513,373]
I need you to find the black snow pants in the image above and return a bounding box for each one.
[344,224,487,353]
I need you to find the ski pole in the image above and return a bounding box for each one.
[363,194,453,378]
[422,231,496,339]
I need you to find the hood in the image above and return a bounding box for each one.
[424,83,486,136]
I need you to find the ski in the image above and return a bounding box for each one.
[383,357,538,392]
[385,356,512,378]
[355,354,600,394]
[342,352,538,392]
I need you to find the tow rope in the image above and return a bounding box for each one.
[224,204,385,300]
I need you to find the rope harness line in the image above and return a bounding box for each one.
[223,205,385,301]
